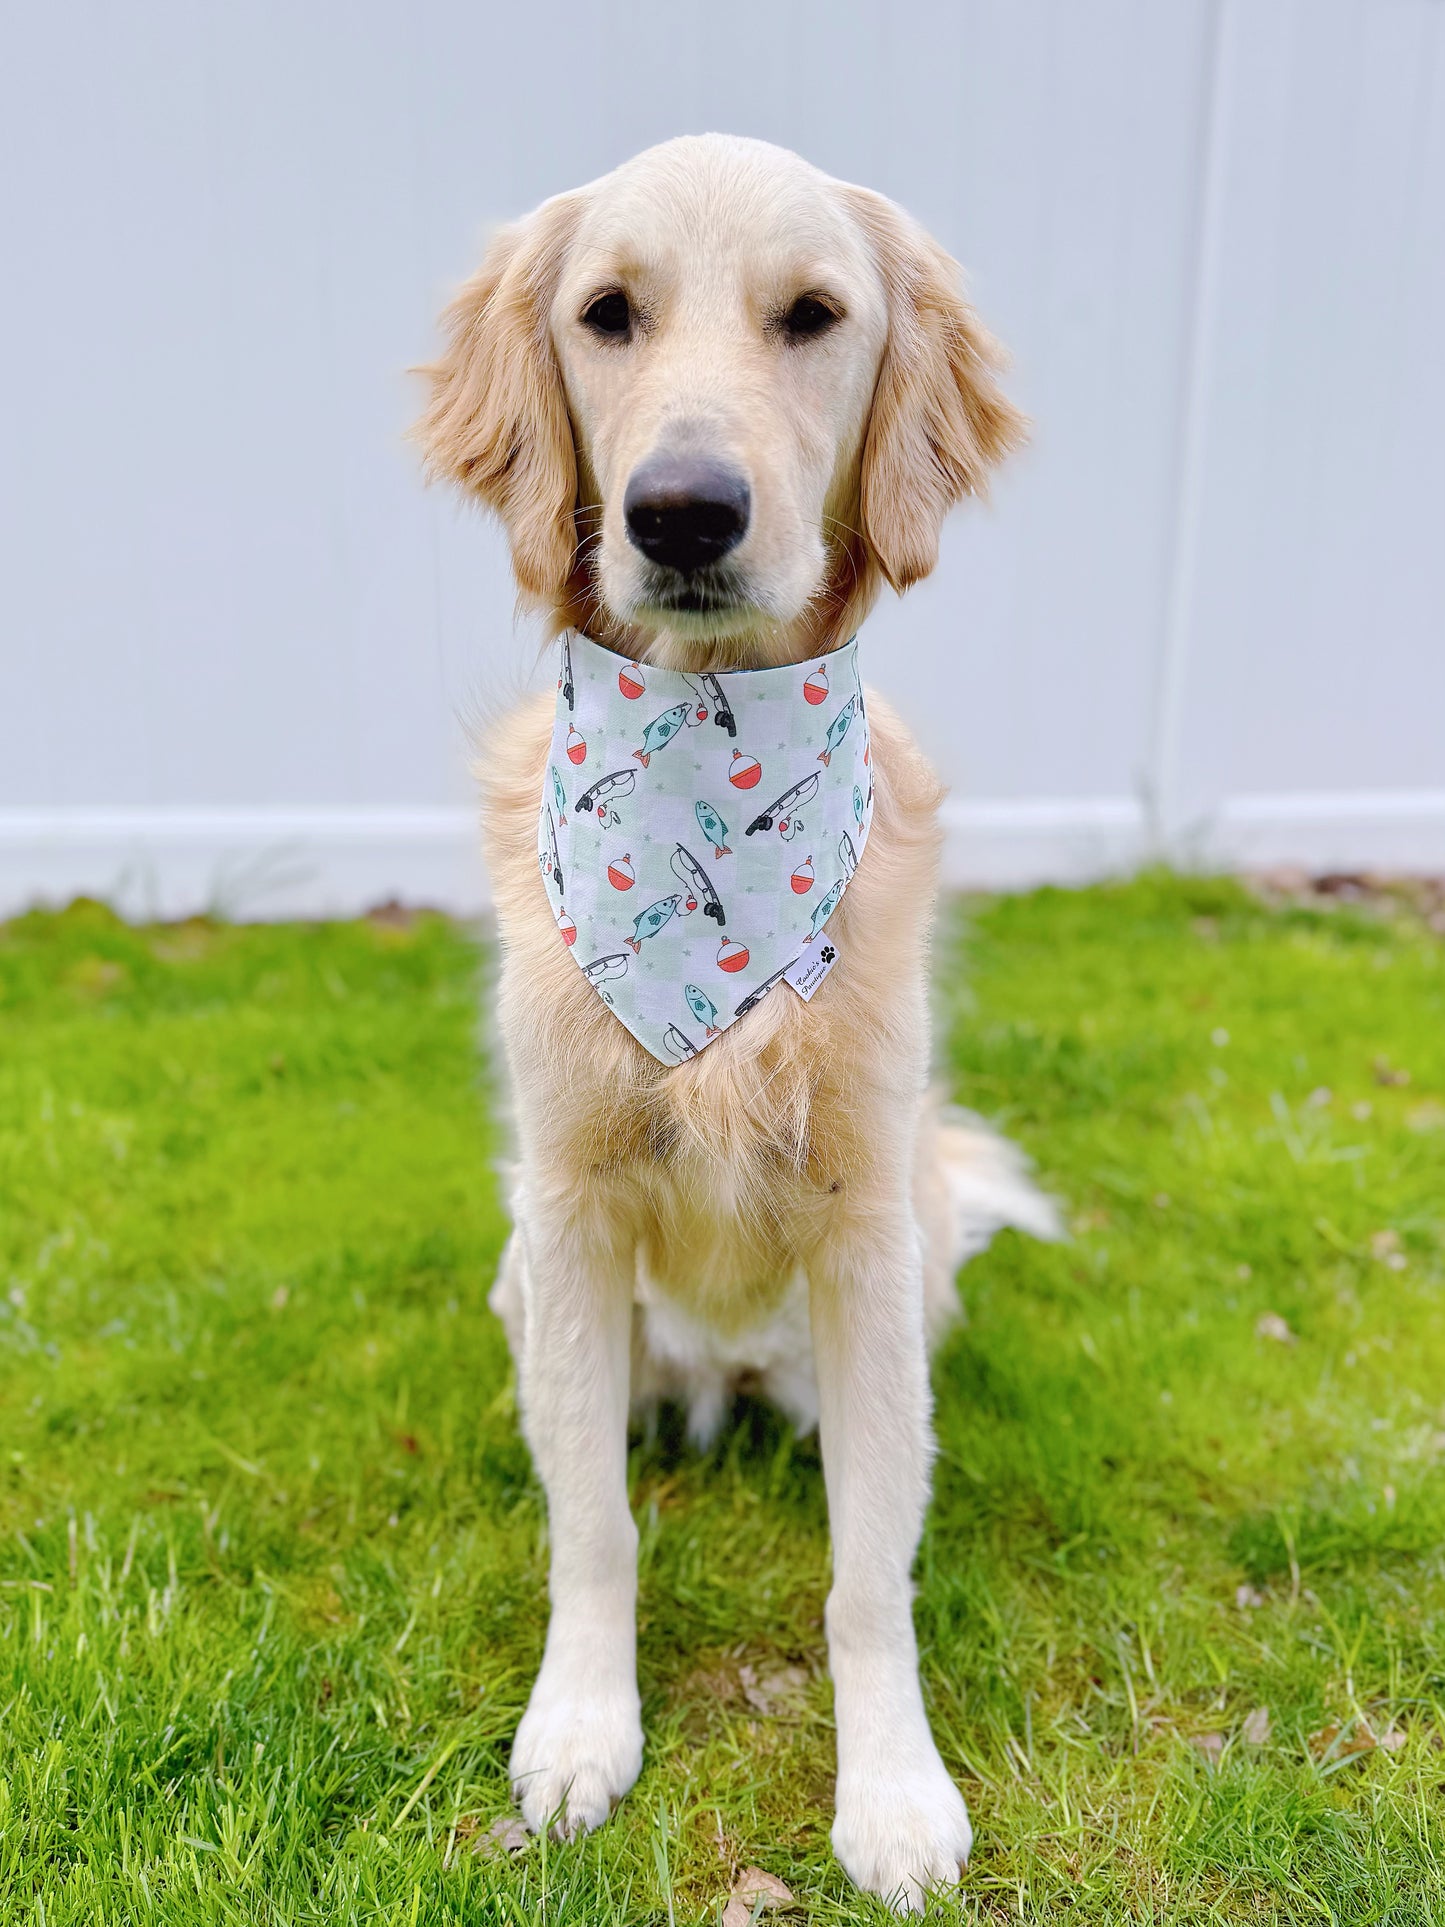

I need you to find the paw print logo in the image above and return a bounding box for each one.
[820,944,836,965]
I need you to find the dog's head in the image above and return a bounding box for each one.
[416,135,1024,664]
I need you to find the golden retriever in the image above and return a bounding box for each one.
[415,133,1055,1913]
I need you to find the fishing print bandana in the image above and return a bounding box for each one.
[537,631,875,1063]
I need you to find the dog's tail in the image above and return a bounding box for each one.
[916,1094,1063,1345]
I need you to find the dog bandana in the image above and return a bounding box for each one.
[537,631,874,1062]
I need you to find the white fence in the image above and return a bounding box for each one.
[2,0,1441,917]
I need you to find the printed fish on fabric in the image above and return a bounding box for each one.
[537,632,875,1062]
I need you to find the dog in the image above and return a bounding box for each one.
[415,134,1057,1913]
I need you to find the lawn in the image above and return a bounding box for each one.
[2,873,1444,1924]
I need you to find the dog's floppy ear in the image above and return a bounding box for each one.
[845,187,1027,593]
[414,195,580,604]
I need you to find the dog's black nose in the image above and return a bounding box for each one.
[624,456,750,575]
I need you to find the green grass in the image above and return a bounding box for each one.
[2,874,1444,1924]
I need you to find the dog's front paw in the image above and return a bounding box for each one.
[510,1669,643,1838]
[832,1749,973,1914]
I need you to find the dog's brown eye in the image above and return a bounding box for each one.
[782,295,841,339]
[582,291,632,338]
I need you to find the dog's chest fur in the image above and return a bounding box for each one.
[479,684,944,1329]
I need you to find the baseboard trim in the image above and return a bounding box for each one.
[1,791,1439,919]
[0,807,487,920]
[938,796,1148,888]
[1209,789,1445,871]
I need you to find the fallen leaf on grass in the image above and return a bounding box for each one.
[365,898,419,929]
[722,1867,794,1925]
[1310,1721,1345,1759]
[738,1663,808,1716]
[1309,1718,1407,1764]
[1251,864,1311,898]
[1370,1228,1408,1271]
[1255,1312,1296,1345]
[1242,1706,1271,1746]
[1072,1207,1110,1234]
[677,1665,737,1709]
[471,1816,529,1857]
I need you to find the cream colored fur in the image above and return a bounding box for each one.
[416,134,1056,1913]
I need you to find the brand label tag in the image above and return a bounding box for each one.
[784,933,841,1002]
